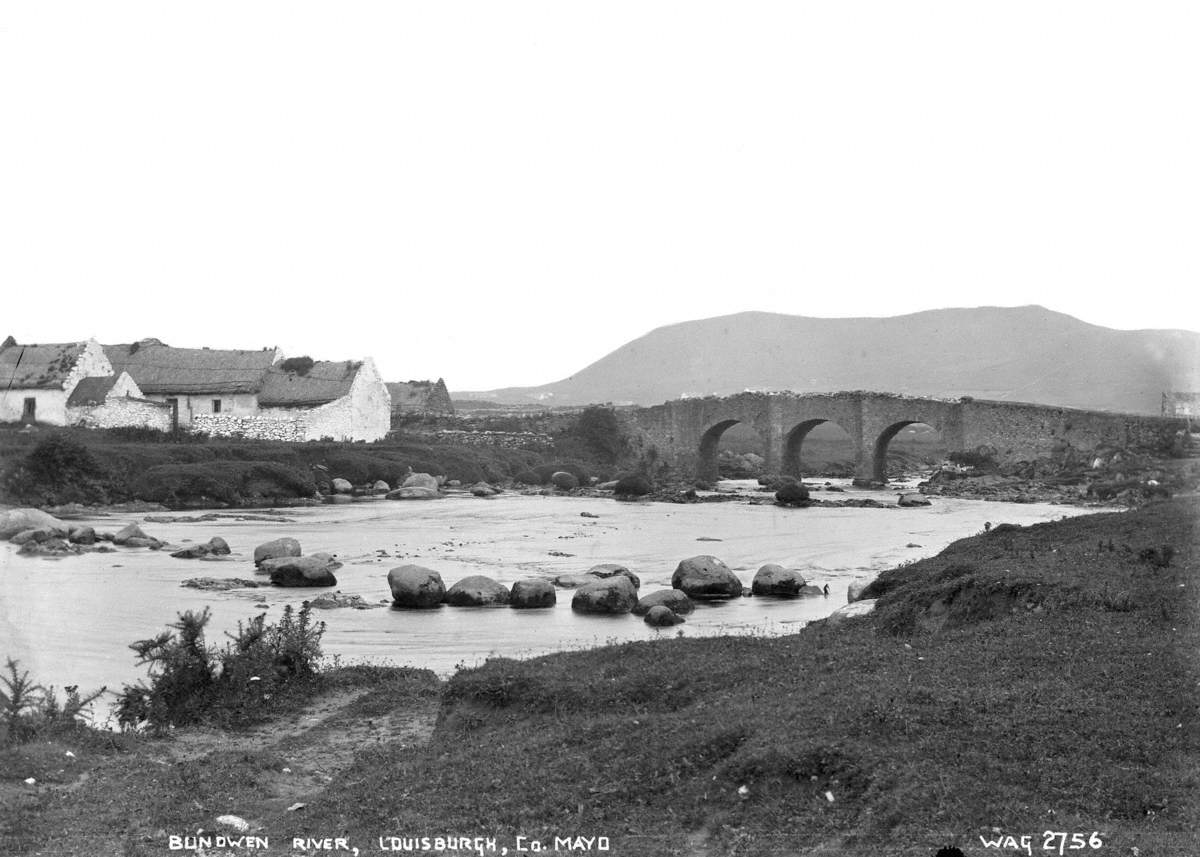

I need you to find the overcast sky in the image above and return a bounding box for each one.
[1,2,1197,390]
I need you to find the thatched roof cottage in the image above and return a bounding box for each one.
[0,337,169,429]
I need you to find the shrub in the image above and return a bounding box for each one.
[775,482,811,505]
[947,449,997,470]
[116,604,325,731]
[1,433,112,505]
[515,469,541,485]
[133,461,316,506]
[614,474,652,496]
[1,659,106,745]
[567,406,628,464]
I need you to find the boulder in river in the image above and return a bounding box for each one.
[571,577,638,614]
[402,472,440,491]
[388,565,446,609]
[510,579,557,609]
[633,589,695,616]
[671,555,743,599]
[585,563,640,589]
[551,471,580,490]
[0,508,67,541]
[847,579,872,603]
[897,493,932,507]
[387,486,440,500]
[331,477,354,494]
[171,537,232,560]
[68,526,97,545]
[444,575,510,607]
[751,564,808,597]
[644,605,686,627]
[254,537,301,566]
[264,553,341,587]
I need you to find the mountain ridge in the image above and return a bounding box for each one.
[457,306,1200,414]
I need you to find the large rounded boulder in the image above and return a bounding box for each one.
[550,471,580,490]
[633,589,695,616]
[331,477,354,494]
[510,579,557,609]
[254,537,302,566]
[751,564,809,597]
[264,553,340,587]
[644,605,686,627]
[847,579,872,603]
[0,508,67,541]
[571,577,638,614]
[671,555,743,600]
[584,563,640,589]
[444,575,510,607]
[388,565,446,609]
[402,473,440,491]
[387,486,440,500]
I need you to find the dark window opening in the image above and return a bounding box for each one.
[212,399,222,413]
[22,397,36,423]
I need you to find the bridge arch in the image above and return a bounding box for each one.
[698,419,762,483]
[871,420,944,483]
[783,419,855,479]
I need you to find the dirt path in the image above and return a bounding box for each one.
[155,685,440,824]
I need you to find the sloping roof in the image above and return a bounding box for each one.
[259,361,362,407]
[0,341,88,389]
[386,378,454,414]
[67,375,119,406]
[105,342,277,394]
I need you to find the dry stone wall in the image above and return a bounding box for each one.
[193,413,307,442]
[71,397,172,431]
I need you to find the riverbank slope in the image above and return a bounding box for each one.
[2,496,1196,856]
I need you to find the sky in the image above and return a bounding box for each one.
[1,2,1197,391]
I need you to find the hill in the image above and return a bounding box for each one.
[461,306,1200,413]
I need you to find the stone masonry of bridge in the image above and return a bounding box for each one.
[628,392,1190,484]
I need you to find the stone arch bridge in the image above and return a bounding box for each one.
[627,391,1188,484]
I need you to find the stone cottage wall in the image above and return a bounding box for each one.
[299,358,391,442]
[193,413,307,442]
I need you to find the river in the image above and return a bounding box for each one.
[0,480,1098,718]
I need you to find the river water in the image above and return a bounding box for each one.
[0,480,1097,714]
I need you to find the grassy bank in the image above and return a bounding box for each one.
[0,426,571,508]
[2,497,1197,855]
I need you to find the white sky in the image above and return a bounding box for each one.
[1,2,1197,390]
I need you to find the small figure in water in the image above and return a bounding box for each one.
[822,583,829,596]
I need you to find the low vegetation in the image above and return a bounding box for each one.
[2,497,1195,855]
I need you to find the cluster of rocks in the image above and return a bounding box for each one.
[253,537,342,587]
[1,508,167,557]
[170,537,231,559]
[384,554,828,628]
[385,472,442,501]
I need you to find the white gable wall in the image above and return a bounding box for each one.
[297,357,391,442]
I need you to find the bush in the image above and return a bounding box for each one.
[133,461,316,506]
[515,469,541,485]
[614,474,653,496]
[1,433,112,505]
[775,482,811,506]
[1,659,106,745]
[116,604,325,730]
[566,406,628,465]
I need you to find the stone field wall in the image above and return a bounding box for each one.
[193,413,307,442]
[70,397,172,431]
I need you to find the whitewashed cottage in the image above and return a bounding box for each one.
[0,337,170,429]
